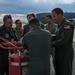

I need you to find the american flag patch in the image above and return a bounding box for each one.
[64,25,70,29]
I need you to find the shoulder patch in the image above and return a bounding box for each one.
[64,25,70,29]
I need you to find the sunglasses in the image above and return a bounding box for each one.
[5,15,12,19]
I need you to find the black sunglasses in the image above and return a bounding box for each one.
[5,15,12,19]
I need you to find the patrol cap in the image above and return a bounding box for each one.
[29,18,40,27]
[3,15,12,22]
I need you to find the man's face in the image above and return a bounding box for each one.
[52,11,60,24]
[46,17,52,24]
[5,19,13,29]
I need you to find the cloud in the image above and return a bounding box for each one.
[0,0,75,23]
[19,0,75,4]
[0,0,75,14]
[19,0,75,5]
[57,0,75,4]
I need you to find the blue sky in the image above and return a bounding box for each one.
[0,0,75,22]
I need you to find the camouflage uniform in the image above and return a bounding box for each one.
[14,27,23,41]
[44,22,57,70]
[45,22,57,34]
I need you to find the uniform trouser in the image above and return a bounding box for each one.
[55,50,74,75]
[28,58,50,75]
[0,50,9,75]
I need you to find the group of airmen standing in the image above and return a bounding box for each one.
[0,7,74,75]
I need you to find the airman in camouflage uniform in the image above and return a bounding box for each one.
[45,15,57,71]
[14,19,23,41]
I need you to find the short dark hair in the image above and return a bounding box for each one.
[29,18,40,27]
[3,15,12,22]
[27,13,37,18]
[52,7,63,15]
[15,19,21,24]
[46,15,52,19]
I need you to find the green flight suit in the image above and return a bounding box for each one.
[52,18,74,75]
[22,26,52,75]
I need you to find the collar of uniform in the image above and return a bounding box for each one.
[58,18,66,28]
[33,26,41,30]
[2,25,9,31]
[3,25,12,31]
[15,27,22,31]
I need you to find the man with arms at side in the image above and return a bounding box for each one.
[52,7,74,75]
